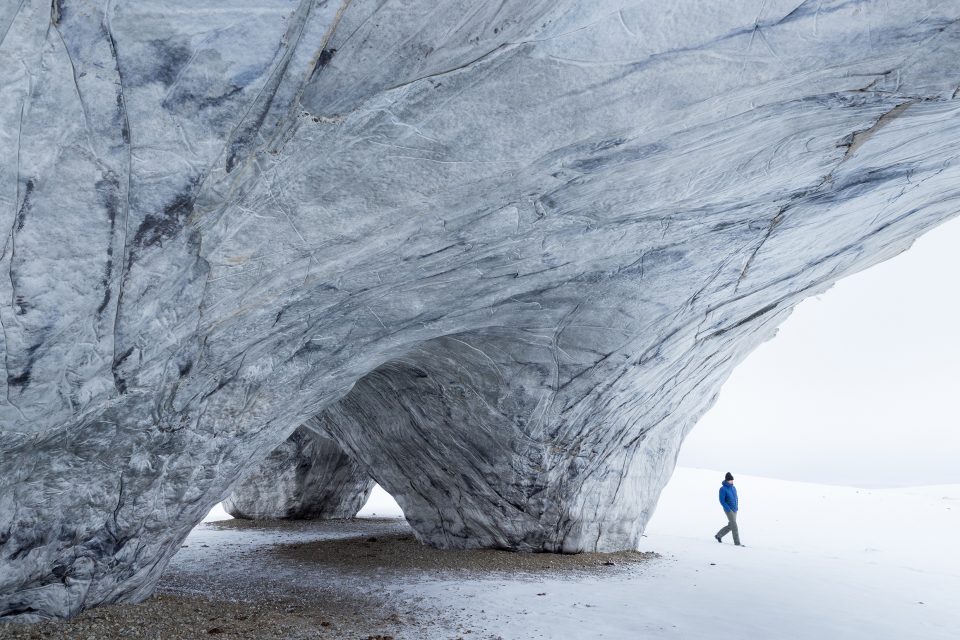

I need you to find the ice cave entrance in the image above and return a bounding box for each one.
[680,216,960,489]
[200,218,960,525]
[356,485,406,520]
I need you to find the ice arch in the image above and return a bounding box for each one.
[2,0,960,622]
[222,424,373,520]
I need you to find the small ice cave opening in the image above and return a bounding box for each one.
[201,484,405,523]
[356,484,406,520]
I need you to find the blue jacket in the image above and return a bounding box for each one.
[719,482,738,512]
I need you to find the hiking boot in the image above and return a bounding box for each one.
[714,534,722,543]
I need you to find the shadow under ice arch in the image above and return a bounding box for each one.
[2,0,960,622]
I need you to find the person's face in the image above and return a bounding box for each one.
[728,480,734,484]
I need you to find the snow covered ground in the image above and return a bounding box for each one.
[199,468,959,639]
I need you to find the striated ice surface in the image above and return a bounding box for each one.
[2,0,960,621]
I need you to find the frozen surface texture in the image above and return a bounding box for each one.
[2,0,960,621]
[223,425,373,520]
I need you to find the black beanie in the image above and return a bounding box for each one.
[724,472,734,482]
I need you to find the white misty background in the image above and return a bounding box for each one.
[680,216,960,488]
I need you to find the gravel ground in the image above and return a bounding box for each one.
[270,531,656,574]
[0,518,657,639]
[0,593,402,640]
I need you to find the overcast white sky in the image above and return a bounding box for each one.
[679,215,960,488]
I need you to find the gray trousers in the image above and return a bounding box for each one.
[716,510,740,545]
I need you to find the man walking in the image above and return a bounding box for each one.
[715,472,741,546]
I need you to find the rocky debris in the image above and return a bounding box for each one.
[271,530,658,574]
[0,594,397,640]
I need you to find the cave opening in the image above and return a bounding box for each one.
[679,215,960,488]
[203,483,405,523]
